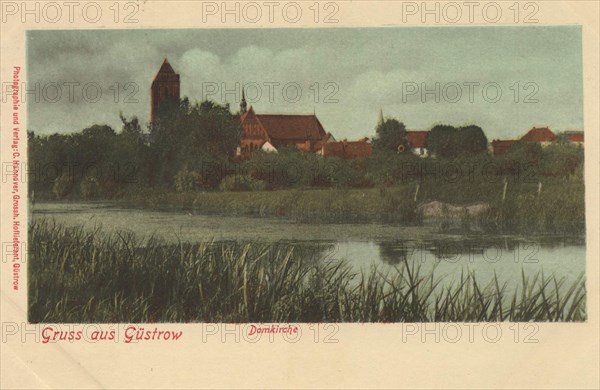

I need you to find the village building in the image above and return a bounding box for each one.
[519,127,557,146]
[565,130,584,145]
[406,130,429,157]
[492,127,560,155]
[319,137,373,159]
[490,139,518,156]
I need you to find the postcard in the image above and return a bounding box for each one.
[1,1,599,388]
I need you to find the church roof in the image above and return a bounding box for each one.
[255,114,326,141]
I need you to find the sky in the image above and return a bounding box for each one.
[27,26,583,140]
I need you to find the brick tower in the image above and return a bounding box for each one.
[151,58,180,122]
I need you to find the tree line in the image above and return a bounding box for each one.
[372,118,488,157]
[28,98,583,199]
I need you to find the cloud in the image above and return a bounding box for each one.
[26,28,583,140]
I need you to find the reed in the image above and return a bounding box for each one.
[29,220,586,323]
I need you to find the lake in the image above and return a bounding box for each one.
[31,202,586,290]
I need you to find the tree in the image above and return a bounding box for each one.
[73,125,117,165]
[148,98,240,188]
[427,124,488,158]
[540,141,583,177]
[113,114,150,189]
[500,141,543,177]
[426,125,456,158]
[52,173,74,199]
[457,125,488,155]
[372,118,408,153]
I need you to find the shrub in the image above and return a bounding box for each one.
[219,174,266,192]
[80,177,101,199]
[52,173,74,199]
[174,167,202,192]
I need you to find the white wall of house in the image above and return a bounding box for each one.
[411,147,429,157]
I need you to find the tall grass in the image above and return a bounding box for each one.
[29,220,586,323]
[118,175,584,235]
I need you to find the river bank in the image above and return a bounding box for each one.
[31,173,586,236]
[109,181,584,235]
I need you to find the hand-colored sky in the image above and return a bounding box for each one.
[27,26,583,140]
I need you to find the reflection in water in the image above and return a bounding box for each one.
[32,202,585,291]
[376,239,525,265]
[330,238,584,293]
[377,241,410,265]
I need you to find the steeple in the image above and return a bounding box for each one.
[151,58,180,123]
[240,86,247,113]
[378,108,384,125]
[156,58,176,75]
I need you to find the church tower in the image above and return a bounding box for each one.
[151,58,180,123]
[240,86,247,113]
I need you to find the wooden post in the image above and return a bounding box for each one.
[502,177,508,202]
[414,183,420,202]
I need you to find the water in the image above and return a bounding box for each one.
[31,202,586,290]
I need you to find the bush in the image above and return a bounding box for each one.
[219,174,266,192]
[174,167,202,192]
[52,174,74,199]
[80,177,101,199]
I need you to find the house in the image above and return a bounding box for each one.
[406,130,429,157]
[239,104,331,157]
[520,127,556,146]
[565,130,584,145]
[491,127,557,155]
[320,137,373,159]
[491,139,518,156]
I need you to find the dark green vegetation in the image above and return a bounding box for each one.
[28,99,584,234]
[28,99,239,198]
[29,221,586,323]
[123,175,584,235]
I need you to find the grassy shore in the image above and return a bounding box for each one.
[115,177,585,235]
[29,220,586,323]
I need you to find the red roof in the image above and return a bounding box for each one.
[321,139,372,159]
[491,139,518,155]
[565,131,584,143]
[406,131,429,148]
[520,127,556,142]
[256,114,326,141]
[239,107,328,155]
[322,142,344,157]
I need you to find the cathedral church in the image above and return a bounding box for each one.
[237,88,335,157]
[151,59,371,159]
[151,59,180,123]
